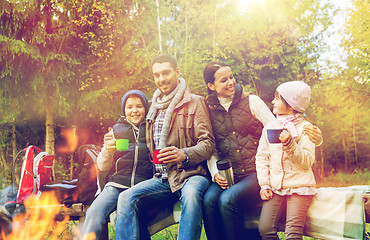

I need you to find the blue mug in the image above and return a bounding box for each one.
[267,129,283,144]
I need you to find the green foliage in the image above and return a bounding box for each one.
[342,0,369,83]
[54,158,70,180]
[307,0,370,172]
[0,0,368,180]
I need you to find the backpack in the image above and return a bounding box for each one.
[16,146,54,203]
[5,146,54,216]
[40,144,106,206]
[72,144,105,205]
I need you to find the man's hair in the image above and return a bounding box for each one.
[151,54,178,70]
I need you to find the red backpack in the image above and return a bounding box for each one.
[16,146,54,203]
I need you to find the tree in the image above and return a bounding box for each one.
[0,0,156,178]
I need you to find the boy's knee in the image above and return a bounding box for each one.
[117,191,134,211]
[85,206,102,219]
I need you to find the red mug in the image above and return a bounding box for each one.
[149,149,162,164]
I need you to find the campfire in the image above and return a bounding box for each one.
[1,191,98,240]
[2,191,69,239]
[0,126,101,240]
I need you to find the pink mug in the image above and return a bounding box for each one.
[149,149,162,164]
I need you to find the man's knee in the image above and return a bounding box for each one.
[181,186,203,205]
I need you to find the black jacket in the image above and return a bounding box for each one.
[206,84,263,183]
[109,118,153,187]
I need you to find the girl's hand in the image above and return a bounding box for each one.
[214,172,229,189]
[279,129,292,144]
[260,189,273,200]
[303,125,322,146]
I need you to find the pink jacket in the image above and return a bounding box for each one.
[255,119,316,191]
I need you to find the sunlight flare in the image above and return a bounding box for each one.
[237,0,265,12]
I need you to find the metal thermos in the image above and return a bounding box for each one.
[217,160,234,188]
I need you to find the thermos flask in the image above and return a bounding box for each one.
[217,160,234,188]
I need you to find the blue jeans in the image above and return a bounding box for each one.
[259,193,313,240]
[81,185,125,239]
[203,173,261,240]
[116,175,210,240]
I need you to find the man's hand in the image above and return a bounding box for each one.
[158,146,187,164]
[303,125,322,146]
[214,172,229,189]
[260,189,273,200]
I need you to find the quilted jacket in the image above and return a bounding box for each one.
[206,84,264,183]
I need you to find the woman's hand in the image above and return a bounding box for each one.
[303,125,322,146]
[214,172,229,189]
[260,189,273,200]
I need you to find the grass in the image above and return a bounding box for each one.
[151,224,208,240]
[317,168,370,187]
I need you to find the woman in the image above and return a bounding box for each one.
[202,61,275,240]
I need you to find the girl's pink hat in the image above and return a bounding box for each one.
[276,81,311,113]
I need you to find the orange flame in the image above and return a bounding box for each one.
[58,127,79,153]
[81,232,96,240]
[3,192,71,240]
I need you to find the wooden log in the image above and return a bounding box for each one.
[27,203,88,221]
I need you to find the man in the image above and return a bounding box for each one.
[115,54,215,240]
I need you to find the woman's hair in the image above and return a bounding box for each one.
[203,61,230,95]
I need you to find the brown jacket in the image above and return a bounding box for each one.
[146,87,215,192]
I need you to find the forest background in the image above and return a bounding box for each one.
[0,0,369,185]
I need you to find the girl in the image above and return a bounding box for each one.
[81,90,153,239]
[256,81,317,240]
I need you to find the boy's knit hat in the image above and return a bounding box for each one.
[121,90,149,116]
[276,81,311,113]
